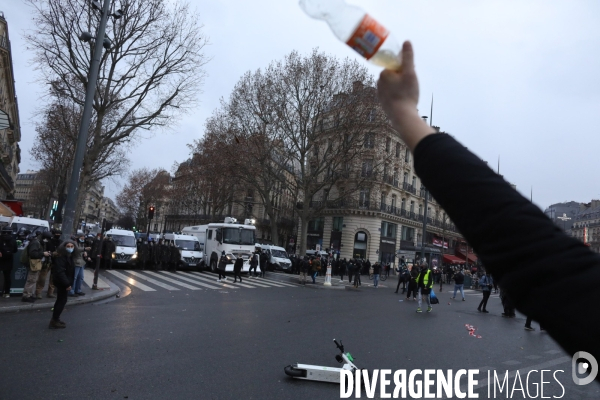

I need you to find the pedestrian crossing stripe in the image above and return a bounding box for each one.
[106,270,156,292]
[192,272,277,288]
[83,269,110,289]
[176,272,256,289]
[125,270,180,291]
[105,270,299,292]
[197,272,289,288]
[160,272,223,290]
[199,271,298,288]
[143,271,203,290]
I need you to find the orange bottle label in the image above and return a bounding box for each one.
[346,14,389,60]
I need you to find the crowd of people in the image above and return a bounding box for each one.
[134,238,183,272]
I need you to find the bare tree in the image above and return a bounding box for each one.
[116,167,169,229]
[25,0,209,230]
[30,89,129,222]
[263,50,390,256]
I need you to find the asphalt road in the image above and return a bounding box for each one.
[1,272,599,399]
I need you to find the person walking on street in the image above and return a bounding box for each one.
[452,269,466,301]
[0,227,18,298]
[416,261,434,313]
[372,262,381,288]
[259,250,267,277]
[69,234,90,297]
[249,250,259,277]
[37,230,62,297]
[299,256,309,285]
[477,271,493,313]
[102,235,115,270]
[233,255,243,283]
[49,240,76,329]
[21,232,50,303]
[217,251,228,282]
[395,256,407,294]
[525,316,545,331]
[406,264,419,300]
[339,258,347,282]
[311,256,321,284]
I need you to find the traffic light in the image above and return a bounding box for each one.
[148,206,155,220]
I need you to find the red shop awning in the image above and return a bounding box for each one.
[442,254,465,264]
[456,250,478,263]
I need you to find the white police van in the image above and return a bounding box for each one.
[163,233,203,270]
[261,244,292,272]
[106,229,137,266]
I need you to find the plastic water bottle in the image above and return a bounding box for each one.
[299,0,401,70]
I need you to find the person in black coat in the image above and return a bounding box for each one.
[0,227,18,298]
[50,240,76,329]
[233,255,243,283]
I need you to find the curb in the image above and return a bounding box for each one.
[0,286,120,314]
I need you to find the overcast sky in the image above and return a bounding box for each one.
[2,0,599,210]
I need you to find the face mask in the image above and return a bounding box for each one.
[79,239,84,243]
[66,247,74,253]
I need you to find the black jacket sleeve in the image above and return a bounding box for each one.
[52,256,72,288]
[414,133,600,363]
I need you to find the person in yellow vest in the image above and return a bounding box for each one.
[416,260,434,313]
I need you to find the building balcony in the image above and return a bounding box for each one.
[402,182,416,194]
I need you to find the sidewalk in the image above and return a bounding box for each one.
[0,269,120,314]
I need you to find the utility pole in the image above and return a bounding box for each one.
[61,0,114,239]
[420,95,433,262]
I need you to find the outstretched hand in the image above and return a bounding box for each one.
[377,41,435,151]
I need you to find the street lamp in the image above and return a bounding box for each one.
[60,0,121,240]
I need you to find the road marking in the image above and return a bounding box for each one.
[209,273,288,288]
[175,271,249,289]
[83,269,109,289]
[199,272,276,288]
[142,271,203,290]
[123,270,180,291]
[106,270,156,291]
[159,272,222,290]
[249,276,298,287]
[189,272,240,289]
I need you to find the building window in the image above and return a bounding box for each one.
[403,172,408,183]
[380,193,386,208]
[361,160,373,177]
[392,195,397,209]
[412,176,417,188]
[395,142,400,158]
[367,109,376,122]
[333,217,343,232]
[359,189,370,207]
[418,204,423,215]
[410,201,415,213]
[385,137,391,153]
[353,231,368,259]
[381,221,397,238]
[401,226,415,241]
[364,133,375,149]
[400,198,405,210]
[405,148,410,163]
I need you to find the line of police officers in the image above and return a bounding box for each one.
[135,239,181,271]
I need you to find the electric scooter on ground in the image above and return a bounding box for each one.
[284,339,359,383]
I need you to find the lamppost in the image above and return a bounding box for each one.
[557,213,571,232]
[61,0,122,240]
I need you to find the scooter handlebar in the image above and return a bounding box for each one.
[333,339,343,351]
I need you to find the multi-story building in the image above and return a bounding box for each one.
[78,182,105,225]
[99,197,120,225]
[571,200,600,254]
[296,82,464,267]
[544,201,580,234]
[0,11,22,199]
[15,170,38,213]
